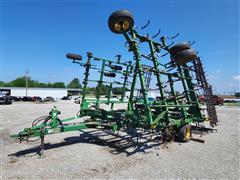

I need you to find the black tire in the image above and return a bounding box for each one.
[104,72,116,77]
[110,65,123,71]
[108,10,134,34]
[178,125,191,142]
[173,49,197,66]
[170,42,191,57]
[66,53,82,60]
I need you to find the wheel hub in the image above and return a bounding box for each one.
[114,20,130,32]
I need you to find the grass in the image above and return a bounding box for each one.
[223,102,240,106]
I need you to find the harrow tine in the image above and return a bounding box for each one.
[152,29,161,39]
[134,20,150,30]
[170,32,180,40]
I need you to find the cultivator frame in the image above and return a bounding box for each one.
[11,10,217,156]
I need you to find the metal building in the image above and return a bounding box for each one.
[0,87,81,99]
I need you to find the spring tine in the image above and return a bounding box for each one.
[167,41,174,48]
[170,32,180,40]
[134,20,150,30]
[140,20,150,30]
[188,41,196,46]
[161,52,169,57]
[152,29,161,39]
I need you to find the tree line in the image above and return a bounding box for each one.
[85,84,125,95]
[0,77,82,89]
[0,76,126,95]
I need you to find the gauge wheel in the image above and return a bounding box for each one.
[170,42,191,57]
[66,53,82,60]
[104,72,116,77]
[178,125,192,142]
[173,49,197,66]
[108,10,134,34]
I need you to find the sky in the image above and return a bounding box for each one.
[1,0,239,94]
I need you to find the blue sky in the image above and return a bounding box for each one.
[1,0,239,94]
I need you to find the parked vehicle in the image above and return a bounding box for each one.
[74,96,81,100]
[32,96,42,101]
[0,93,12,105]
[213,95,224,105]
[44,96,54,102]
[198,95,223,105]
[69,95,79,100]
[74,96,81,104]
[61,96,70,100]
[133,97,155,104]
[8,96,21,101]
[148,97,155,102]
[74,99,80,104]
[156,96,164,101]
[22,96,34,101]
[198,95,205,104]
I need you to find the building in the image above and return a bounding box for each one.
[0,87,81,99]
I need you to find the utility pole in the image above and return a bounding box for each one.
[25,69,29,96]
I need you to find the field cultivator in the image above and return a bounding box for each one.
[11,10,218,156]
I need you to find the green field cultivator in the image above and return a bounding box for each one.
[11,10,218,156]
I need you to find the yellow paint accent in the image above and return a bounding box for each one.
[186,127,191,140]
[151,124,157,129]
[205,117,210,121]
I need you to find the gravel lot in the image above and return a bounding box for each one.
[1,101,239,179]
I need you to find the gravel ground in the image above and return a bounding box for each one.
[0,101,239,179]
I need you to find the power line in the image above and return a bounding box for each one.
[25,69,30,96]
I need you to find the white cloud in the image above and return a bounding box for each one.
[233,75,240,81]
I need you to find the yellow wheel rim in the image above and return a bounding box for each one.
[186,127,191,140]
[114,20,130,32]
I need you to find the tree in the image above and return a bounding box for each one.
[38,83,47,88]
[1,76,66,88]
[96,84,109,95]
[85,87,95,94]
[0,81,4,87]
[28,79,37,87]
[3,82,12,87]
[11,77,26,87]
[235,92,240,97]
[46,83,53,88]
[52,82,65,88]
[67,78,82,89]
[113,87,123,95]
